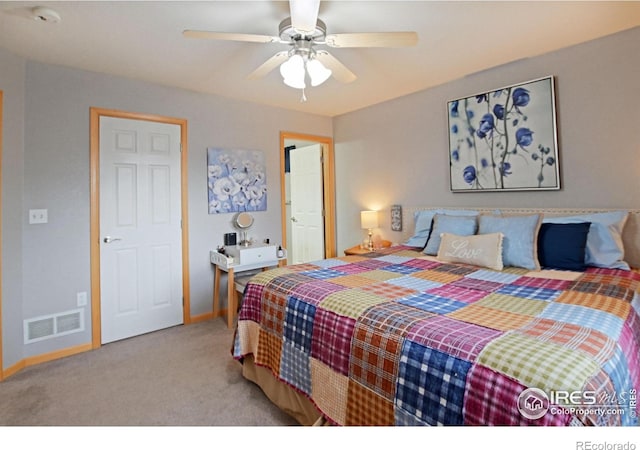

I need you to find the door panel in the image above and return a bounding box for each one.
[100,117,183,344]
[290,144,325,263]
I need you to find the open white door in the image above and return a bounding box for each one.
[290,144,325,263]
[99,116,183,344]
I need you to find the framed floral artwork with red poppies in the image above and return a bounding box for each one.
[447,76,559,192]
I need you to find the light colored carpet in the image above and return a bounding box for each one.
[0,319,298,426]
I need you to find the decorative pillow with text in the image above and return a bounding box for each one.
[437,232,504,271]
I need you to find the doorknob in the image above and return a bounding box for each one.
[291,217,298,222]
[103,236,122,243]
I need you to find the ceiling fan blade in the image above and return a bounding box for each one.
[289,0,320,33]
[315,51,356,84]
[247,51,289,80]
[183,30,279,44]
[325,32,418,48]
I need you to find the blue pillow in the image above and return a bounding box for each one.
[404,209,478,248]
[543,211,629,270]
[537,222,591,271]
[423,214,478,255]
[477,214,542,270]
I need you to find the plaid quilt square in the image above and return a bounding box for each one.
[447,304,535,331]
[255,328,283,375]
[264,272,312,296]
[517,318,615,365]
[412,269,464,285]
[248,267,295,286]
[329,263,371,275]
[353,258,394,270]
[311,309,356,376]
[478,332,600,393]
[238,283,264,322]
[359,269,404,282]
[381,263,424,275]
[556,291,631,320]
[404,258,442,270]
[279,341,312,395]
[283,297,316,353]
[539,302,624,341]
[301,268,346,280]
[495,284,562,302]
[433,262,478,276]
[464,363,571,426]
[358,301,432,334]
[396,340,472,425]
[450,277,504,293]
[311,358,350,425]
[475,293,549,317]
[385,274,443,292]
[320,256,364,266]
[377,255,414,265]
[320,288,388,319]
[360,282,417,300]
[350,322,403,400]
[283,263,321,272]
[260,289,287,335]
[328,274,379,288]
[426,284,489,304]
[512,275,573,291]
[406,315,502,362]
[399,292,468,315]
[464,269,522,284]
[289,279,345,305]
[579,272,640,292]
[345,380,394,425]
[569,280,635,302]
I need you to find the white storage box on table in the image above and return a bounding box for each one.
[224,243,278,265]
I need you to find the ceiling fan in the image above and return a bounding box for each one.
[183,0,418,96]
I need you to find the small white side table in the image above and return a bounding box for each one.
[210,250,286,328]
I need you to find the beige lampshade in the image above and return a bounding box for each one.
[360,210,379,229]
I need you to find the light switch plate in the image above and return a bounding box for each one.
[29,209,48,224]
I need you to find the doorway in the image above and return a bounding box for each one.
[280,132,336,262]
[89,108,190,348]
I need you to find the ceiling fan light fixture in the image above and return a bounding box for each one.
[307,59,332,87]
[280,54,306,89]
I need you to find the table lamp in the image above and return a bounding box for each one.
[360,210,379,252]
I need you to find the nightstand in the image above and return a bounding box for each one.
[344,240,391,255]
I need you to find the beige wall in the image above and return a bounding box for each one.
[332,27,640,253]
[1,51,332,368]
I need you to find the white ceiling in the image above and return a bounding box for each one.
[1,1,639,117]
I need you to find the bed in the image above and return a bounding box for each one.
[232,207,640,426]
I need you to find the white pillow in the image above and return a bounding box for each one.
[437,232,504,271]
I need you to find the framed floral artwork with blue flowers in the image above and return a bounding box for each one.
[207,148,267,214]
[448,76,559,192]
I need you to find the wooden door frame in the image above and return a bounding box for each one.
[280,131,336,259]
[89,107,190,349]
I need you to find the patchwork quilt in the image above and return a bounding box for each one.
[232,246,640,426]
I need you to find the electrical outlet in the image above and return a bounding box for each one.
[29,209,48,224]
[77,291,87,307]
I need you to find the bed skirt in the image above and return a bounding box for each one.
[241,355,325,426]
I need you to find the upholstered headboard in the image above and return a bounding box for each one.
[401,207,640,269]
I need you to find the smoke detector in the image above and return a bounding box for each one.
[31,6,61,23]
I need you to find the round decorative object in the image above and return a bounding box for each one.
[234,212,254,246]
